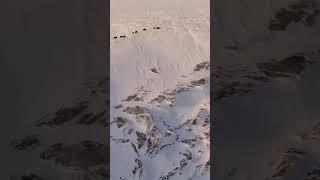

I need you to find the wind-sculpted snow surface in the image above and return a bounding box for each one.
[110,0,210,179]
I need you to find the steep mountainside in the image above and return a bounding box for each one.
[110,0,210,179]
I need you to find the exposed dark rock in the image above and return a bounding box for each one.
[150,68,159,73]
[268,0,319,31]
[10,135,41,151]
[159,158,189,180]
[203,159,210,174]
[114,104,123,109]
[257,55,308,78]
[160,143,173,150]
[190,78,206,86]
[183,150,192,160]
[213,53,314,102]
[113,116,128,128]
[136,131,147,149]
[180,138,196,146]
[194,62,209,71]
[123,106,147,115]
[35,100,88,127]
[151,95,166,103]
[123,94,138,101]
[132,158,142,175]
[112,138,130,143]
[131,142,139,157]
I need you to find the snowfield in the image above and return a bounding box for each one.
[110,0,210,179]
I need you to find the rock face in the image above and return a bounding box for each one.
[268,0,319,30]
[110,67,210,179]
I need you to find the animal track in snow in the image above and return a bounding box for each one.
[112,26,162,40]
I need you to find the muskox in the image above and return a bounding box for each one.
[113,36,117,39]
[143,28,146,31]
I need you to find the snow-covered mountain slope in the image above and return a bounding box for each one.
[110,0,210,179]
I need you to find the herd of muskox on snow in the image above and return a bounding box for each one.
[113,26,161,39]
